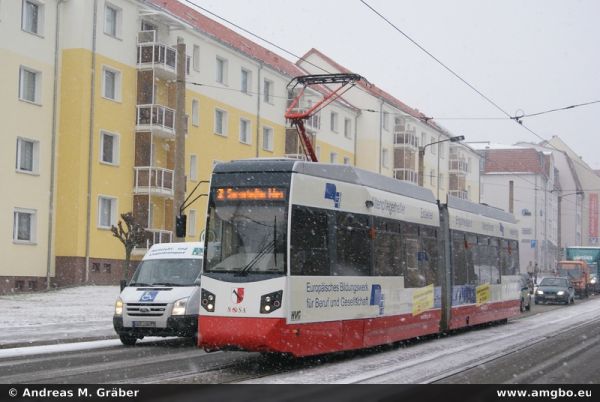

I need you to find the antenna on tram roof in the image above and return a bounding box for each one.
[285,73,364,162]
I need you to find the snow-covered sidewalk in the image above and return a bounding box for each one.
[0,285,121,348]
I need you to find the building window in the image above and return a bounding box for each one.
[22,0,43,35]
[102,67,121,101]
[214,109,227,136]
[100,131,119,165]
[382,148,389,168]
[430,169,435,186]
[241,68,251,94]
[344,118,352,139]
[193,45,200,72]
[431,138,437,155]
[383,111,390,131]
[192,99,199,126]
[216,57,228,84]
[239,118,251,144]
[92,262,100,272]
[439,142,445,158]
[330,112,338,132]
[103,263,112,273]
[263,79,273,103]
[98,196,117,229]
[343,157,351,165]
[330,152,338,164]
[13,208,37,243]
[188,209,197,237]
[262,126,273,151]
[19,66,41,104]
[104,3,121,38]
[190,154,197,181]
[16,137,39,174]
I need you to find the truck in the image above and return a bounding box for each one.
[565,246,600,294]
[556,260,590,298]
[113,242,204,345]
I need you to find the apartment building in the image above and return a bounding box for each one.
[0,0,61,293]
[1,0,483,293]
[478,146,559,273]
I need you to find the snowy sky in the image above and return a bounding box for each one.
[181,0,600,167]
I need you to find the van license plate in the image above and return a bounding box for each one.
[133,321,155,328]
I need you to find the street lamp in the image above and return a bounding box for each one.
[418,135,465,200]
[555,190,584,259]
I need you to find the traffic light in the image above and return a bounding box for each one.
[176,214,187,238]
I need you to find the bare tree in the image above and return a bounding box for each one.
[111,212,147,280]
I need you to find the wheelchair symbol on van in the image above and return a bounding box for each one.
[139,291,159,302]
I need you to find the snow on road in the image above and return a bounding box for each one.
[243,298,600,384]
[0,285,120,347]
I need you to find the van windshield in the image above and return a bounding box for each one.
[130,259,202,286]
[557,264,582,280]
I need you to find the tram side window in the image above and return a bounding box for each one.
[510,240,519,275]
[464,234,478,285]
[373,218,403,276]
[290,206,330,276]
[333,212,370,276]
[403,223,422,287]
[452,231,468,286]
[500,240,510,275]
[419,226,440,286]
[474,235,500,285]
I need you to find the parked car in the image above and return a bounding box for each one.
[519,273,533,312]
[534,277,575,305]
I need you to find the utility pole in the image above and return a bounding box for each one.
[174,37,186,242]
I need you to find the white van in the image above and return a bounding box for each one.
[113,242,204,345]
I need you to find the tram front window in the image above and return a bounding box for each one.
[205,202,286,274]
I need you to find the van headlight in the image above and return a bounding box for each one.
[115,298,123,316]
[591,278,597,284]
[557,291,565,296]
[172,297,188,316]
[536,290,544,295]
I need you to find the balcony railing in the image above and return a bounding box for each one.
[134,166,174,197]
[138,229,174,251]
[393,168,418,184]
[449,190,469,200]
[393,132,419,149]
[137,30,177,79]
[449,159,469,173]
[136,104,175,138]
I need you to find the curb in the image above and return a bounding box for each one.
[0,335,118,350]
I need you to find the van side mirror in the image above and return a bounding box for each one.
[120,279,127,291]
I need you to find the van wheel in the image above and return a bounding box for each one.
[119,334,137,346]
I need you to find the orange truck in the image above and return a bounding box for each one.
[556,260,590,298]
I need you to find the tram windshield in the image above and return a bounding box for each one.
[205,191,287,275]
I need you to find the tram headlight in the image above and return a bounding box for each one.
[115,298,123,316]
[172,297,189,316]
[260,290,283,314]
[201,289,216,312]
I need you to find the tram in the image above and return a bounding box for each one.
[198,159,520,357]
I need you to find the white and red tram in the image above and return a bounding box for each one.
[198,159,520,357]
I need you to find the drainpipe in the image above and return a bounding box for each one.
[378,99,384,174]
[47,0,67,289]
[84,0,99,284]
[255,63,263,157]
[353,111,359,166]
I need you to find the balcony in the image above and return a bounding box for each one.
[137,30,177,80]
[449,159,469,174]
[134,167,174,197]
[136,104,175,139]
[133,229,174,254]
[393,168,418,184]
[393,126,418,150]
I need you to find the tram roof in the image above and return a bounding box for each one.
[214,159,437,204]
[448,195,517,223]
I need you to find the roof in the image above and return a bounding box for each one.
[299,48,442,129]
[145,1,359,112]
[146,0,306,79]
[483,148,546,175]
